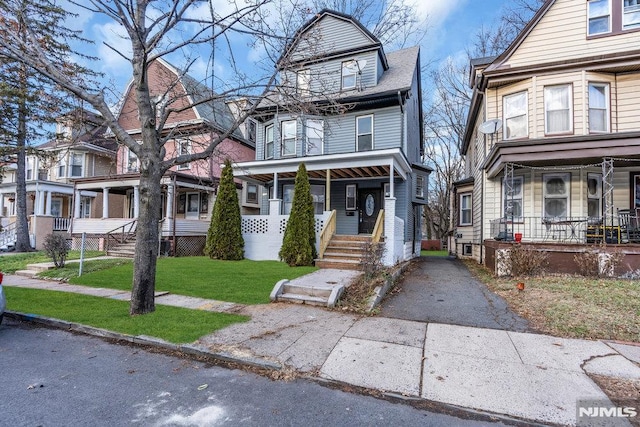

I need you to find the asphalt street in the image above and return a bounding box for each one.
[380,256,529,331]
[0,318,509,426]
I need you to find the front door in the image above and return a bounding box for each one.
[358,189,381,234]
[186,192,200,219]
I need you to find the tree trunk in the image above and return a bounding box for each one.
[129,159,163,315]
[14,64,31,252]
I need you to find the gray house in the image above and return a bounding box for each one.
[233,9,430,267]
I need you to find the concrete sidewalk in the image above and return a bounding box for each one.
[3,273,640,426]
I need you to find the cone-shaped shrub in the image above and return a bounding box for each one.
[279,163,317,266]
[204,159,244,260]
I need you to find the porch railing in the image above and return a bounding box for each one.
[53,217,71,231]
[318,210,336,258]
[0,221,17,248]
[489,216,617,244]
[372,209,385,243]
[105,219,137,251]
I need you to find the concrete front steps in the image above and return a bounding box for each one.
[14,262,55,278]
[106,239,136,258]
[315,234,372,270]
[270,269,361,308]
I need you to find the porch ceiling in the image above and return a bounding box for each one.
[232,148,412,183]
[484,133,640,178]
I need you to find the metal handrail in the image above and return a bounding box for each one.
[371,209,385,243]
[0,222,17,248]
[318,210,336,259]
[105,219,137,251]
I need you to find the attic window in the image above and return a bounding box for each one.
[341,62,356,90]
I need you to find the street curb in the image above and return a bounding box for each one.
[5,311,282,371]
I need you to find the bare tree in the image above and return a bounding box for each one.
[0,0,274,315]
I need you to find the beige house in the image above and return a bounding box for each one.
[453,0,640,274]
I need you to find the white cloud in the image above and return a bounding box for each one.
[93,20,132,73]
[412,0,468,24]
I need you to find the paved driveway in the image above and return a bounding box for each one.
[380,256,529,332]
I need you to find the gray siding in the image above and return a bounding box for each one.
[289,15,375,62]
[405,66,422,164]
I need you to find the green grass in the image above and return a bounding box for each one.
[37,258,133,281]
[0,250,106,273]
[420,250,448,257]
[70,257,317,305]
[5,287,249,344]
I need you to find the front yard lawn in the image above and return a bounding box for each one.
[5,287,249,344]
[465,260,640,342]
[69,257,317,305]
[0,250,106,273]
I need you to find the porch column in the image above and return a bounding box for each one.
[133,185,140,218]
[269,172,281,215]
[166,183,174,222]
[45,191,52,216]
[383,196,397,267]
[102,187,109,218]
[73,190,81,218]
[37,190,45,215]
[325,169,331,211]
[389,159,395,198]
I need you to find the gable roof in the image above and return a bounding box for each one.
[115,58,247,143]
[38,110,117,154]
[278,9,388,70]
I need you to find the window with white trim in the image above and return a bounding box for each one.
[57,153,66,178]
[459,193,472,226]
[26,157,34,180]
[503,176,523,220]
[265,124,274,159]
[297,69,310,96]
[588,83,610,133]
[246,183,258,204]
[247,119,257,143]
[281,120,296,157]
[305,119,323,156]
[177,140,190,170]
[416,175,425,199]
[127,148,139,173]
[587,173,603,219]
[356,115,373,151]
[346,184,356,210]
[69,153,83,177]
[588,0,611,34]
[544,84,572,134]
[503,91,528,139]
[283,184,325,214]
[341,62,356,90]
[543,173,570,219]
[624,0,640,29]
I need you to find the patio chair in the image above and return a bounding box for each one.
[617,209,633,243]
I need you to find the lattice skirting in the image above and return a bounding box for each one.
[174,236,206,257]
[71,235,102,251]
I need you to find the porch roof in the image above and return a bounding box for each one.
[231,148,413,183]
[483,132,640,178]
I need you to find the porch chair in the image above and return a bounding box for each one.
[616,209,640,243]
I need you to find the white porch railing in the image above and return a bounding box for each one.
[53,217,71,231]
[0,222,17,249]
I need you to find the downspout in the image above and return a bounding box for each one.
[172,173,177,254]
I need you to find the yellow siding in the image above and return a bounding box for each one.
[506,0,640,68]
[616,73,640,132]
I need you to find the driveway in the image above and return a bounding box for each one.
[380,256,529,332]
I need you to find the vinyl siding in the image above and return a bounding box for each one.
[288,15,375,62]
[616,73,640,132]
[505,0,640,69]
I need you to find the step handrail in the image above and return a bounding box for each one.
[318,210,337,259]
[105,219,137,252]
[372,209,385,243]
[0,221,17,247]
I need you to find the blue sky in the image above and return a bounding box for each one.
[63,0,512,103]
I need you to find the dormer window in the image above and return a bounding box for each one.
[341,61,356,90]
[588,0,611,35]
[55,122,71,140]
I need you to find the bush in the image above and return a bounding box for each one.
[204,159,244,260]
[362,242,385,280]
[43,233,69,268]
[499,243,548,277]
[574,244,624,277]
[279,163,316,266]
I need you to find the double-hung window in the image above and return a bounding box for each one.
[543,173,570,219]
[503,91,528,139]
[416,175,425,199]
[341,61,356,90]
[246,183,258,204]
[588,83,610,133]
[281,120,296,157]
[588,0,611,35]
[57,154,66,178]
[356,115,373,151]
[624,0,640,29]
[503,176,523,220]
[305,119,323,156]
[544,84,572,135]
[587,173,603,219]
[459,193,472,226]
[265,124,274,159]
[297,69,310,96]
[177,140,190,170]
[69,153,83,177]
[127,148,139,173]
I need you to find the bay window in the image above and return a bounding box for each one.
[281,120,296,157]
[306,119,323,155]
[265,124,274,159]
[543,173,570,219]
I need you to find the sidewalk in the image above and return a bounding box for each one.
[3,273,640,426]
